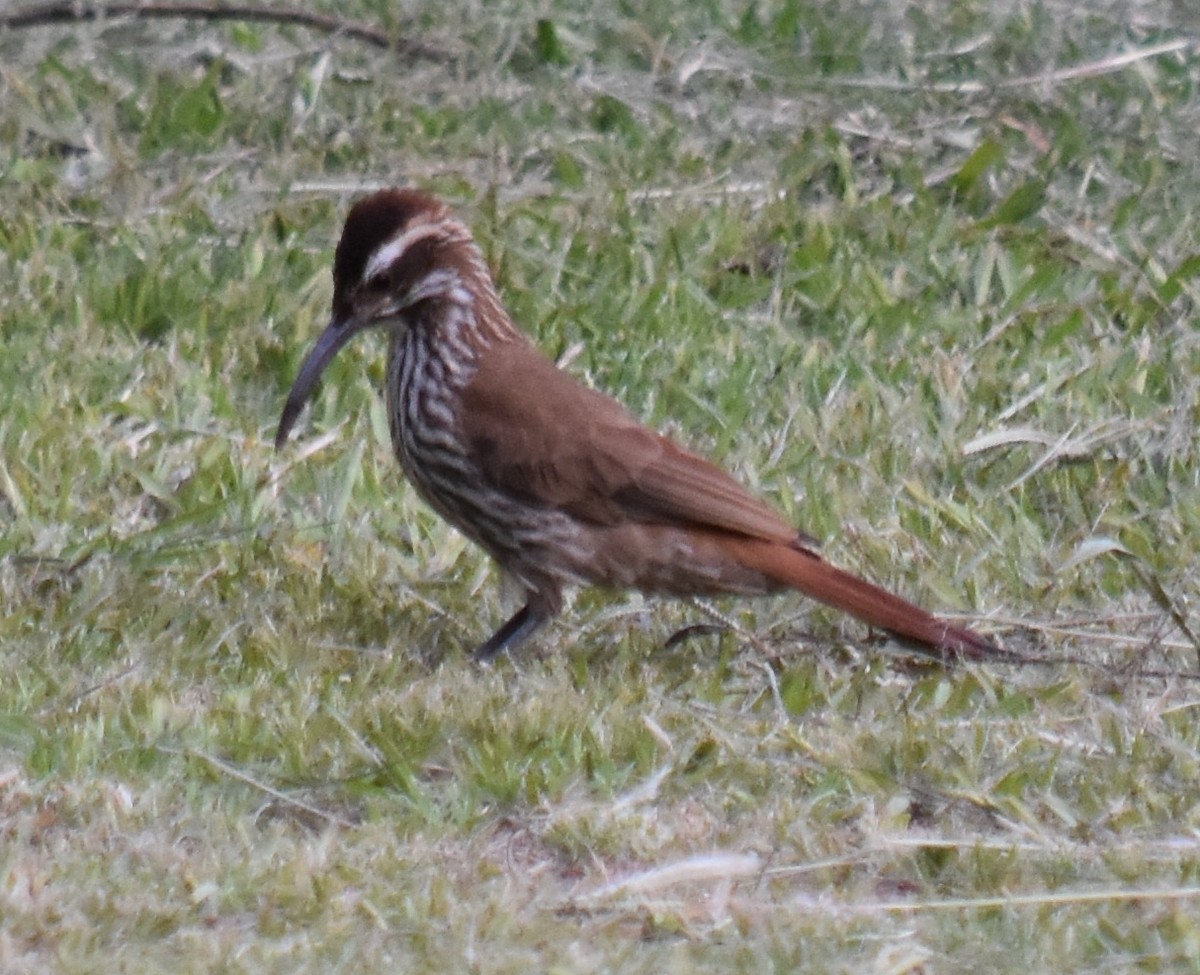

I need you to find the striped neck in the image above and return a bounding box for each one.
[400,230,521,371]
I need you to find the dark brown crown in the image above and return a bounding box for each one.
[332,189,447,293]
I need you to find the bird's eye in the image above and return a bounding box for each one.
[364,271,390,292]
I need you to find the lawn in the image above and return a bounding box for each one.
[2,1,1199,971]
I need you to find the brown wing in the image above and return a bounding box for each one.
[459,339,808,546]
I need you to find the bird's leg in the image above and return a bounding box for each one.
[473,602,549,661]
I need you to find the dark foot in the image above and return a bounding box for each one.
[473,603,547,662]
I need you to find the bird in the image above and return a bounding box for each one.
[275,188,1004,662]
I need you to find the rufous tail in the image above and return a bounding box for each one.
[723,537,1003,660]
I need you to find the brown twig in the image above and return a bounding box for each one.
[0,1,448,61]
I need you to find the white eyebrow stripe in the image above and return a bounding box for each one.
[362,222,444,283]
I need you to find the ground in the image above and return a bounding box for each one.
[1,2,1199,971]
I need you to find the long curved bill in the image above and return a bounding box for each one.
[275,316,363,448]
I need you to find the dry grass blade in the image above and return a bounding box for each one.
[573,853,762,903]
[168,748,356,829]
[822,38,1192,93]
[845,886,1200,915]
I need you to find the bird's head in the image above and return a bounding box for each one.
[275,189,474,447]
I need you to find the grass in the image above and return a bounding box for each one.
[2,1,1200,971]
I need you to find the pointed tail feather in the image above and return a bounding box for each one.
[723,537,1004,660]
